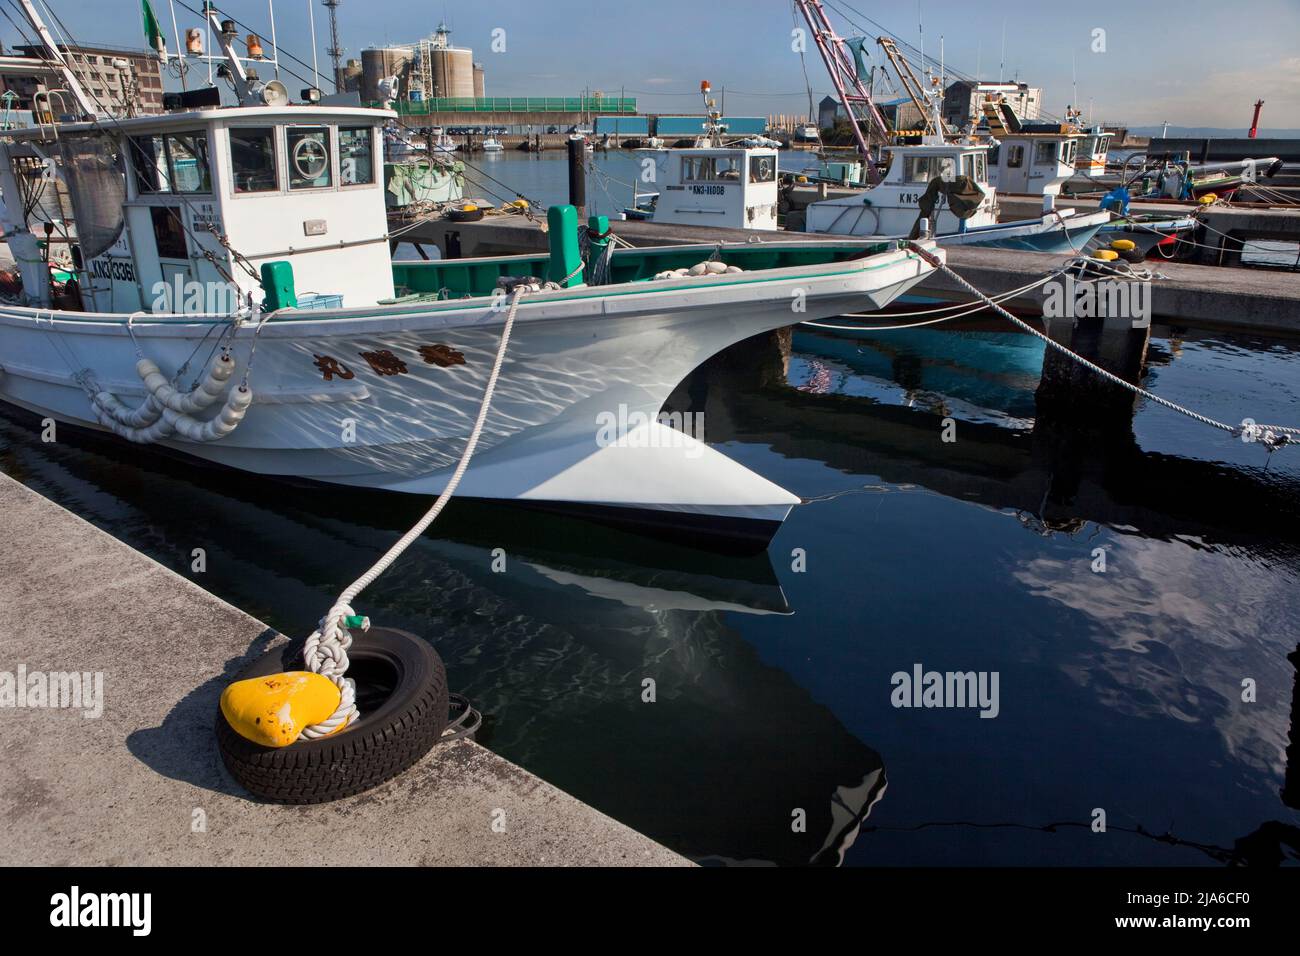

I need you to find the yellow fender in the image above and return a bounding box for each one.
[1108,239,1137,252]
[1092,248,1120,261]
[220,672,345,747]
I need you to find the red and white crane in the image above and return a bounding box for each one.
[793,0,892,182]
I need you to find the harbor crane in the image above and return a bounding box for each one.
[793,0,891,181]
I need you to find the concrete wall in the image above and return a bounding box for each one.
[1154,137,1300,163]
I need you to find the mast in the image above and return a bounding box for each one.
[323,0,343,92]
[793,0,891,180]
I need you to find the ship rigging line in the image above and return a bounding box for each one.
[903,241,1300,447]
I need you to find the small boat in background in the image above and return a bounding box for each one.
[792,123,821,145]
[481,137,504,153]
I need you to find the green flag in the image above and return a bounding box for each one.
[141,0,166,58]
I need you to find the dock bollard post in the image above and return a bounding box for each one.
[567,138,586,219]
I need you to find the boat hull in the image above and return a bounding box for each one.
[0,245,938,542]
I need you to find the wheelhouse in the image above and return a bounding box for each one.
[987,131,1084,196]
[0,105,394,313]
[647,147,780,230]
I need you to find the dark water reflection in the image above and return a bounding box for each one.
[2,320,1298,865]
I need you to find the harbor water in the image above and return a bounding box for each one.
[3,257,1298,864]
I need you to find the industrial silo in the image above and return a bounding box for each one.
[338,58,362,93]
[360,45,413,103]
[420,22,474,99]
[473,62,485,98]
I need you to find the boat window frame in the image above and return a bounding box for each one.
[1005,144,1025,169]
[748,154,777,184]
[227,124,282,196]
[128,130,213,197]
[285,124,336,192]
[337,125,377,189]
[164,130,213,195]
[1033,141,1059,166]
[681,155,717,182]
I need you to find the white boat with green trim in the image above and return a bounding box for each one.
[0,6,941,545]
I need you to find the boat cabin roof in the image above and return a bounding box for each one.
[3,104,396,140]
[671,146,779,156]
[884,143,990,155]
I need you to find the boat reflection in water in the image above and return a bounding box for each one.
[0,405,888,865]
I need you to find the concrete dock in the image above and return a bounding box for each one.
[0,472,688,866]
[391,214,1300,334]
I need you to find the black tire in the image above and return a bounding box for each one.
[216,627,449,804]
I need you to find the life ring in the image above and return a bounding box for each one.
[292,136,329,181]
[216,628,463,803]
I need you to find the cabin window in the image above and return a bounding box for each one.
[682,157,714,181]
[339,127,374,185]
[130,134,168,193]
[1006,145,1024,169]
[166,132,211,193]
[1063,140,1077,164]
[1033,141,1058,166]
[288,127,333,190]
[129,132,210,194]
[749,155,776,183]
[972,152,987,183]
[230,127,278,193]
[1098,136,1111,154]
[904,156,935,183]
[150,206,188,259]
[714,156,742,181]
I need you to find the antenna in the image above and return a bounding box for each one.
[323,0,343,92]
[999,18,1005,84]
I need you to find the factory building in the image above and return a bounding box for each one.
[0,42,163,116]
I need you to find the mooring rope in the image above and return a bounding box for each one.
[299,257,585,739]
[903,241,1299,447]
[299,285,528,738]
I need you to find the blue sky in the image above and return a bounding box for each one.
[17,0,1300,128]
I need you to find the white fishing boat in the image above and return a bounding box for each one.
[624,82,780,231]
[804,137,1109,253]
[481,137,504,153]
[792,124,821,145]
[0,4,942,546]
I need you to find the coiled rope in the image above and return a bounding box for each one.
[902,242,1299,447]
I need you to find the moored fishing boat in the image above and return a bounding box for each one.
[804,138,1109,253]
[0,5,942,547]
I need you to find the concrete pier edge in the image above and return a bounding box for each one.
[0,471,689,866]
